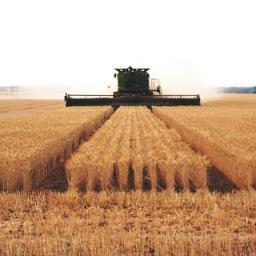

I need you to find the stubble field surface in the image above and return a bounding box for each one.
[0,94,256,256]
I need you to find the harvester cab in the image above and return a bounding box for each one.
[113,66,160,97]
[65,66,200,107]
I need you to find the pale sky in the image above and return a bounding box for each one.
[0,0,256,95]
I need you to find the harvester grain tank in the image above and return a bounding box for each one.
[65,66,200,107]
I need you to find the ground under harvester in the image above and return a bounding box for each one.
[65,66,200,107]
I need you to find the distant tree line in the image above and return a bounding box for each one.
[217,86,256,93]
[0,86,20,93]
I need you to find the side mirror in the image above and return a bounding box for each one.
[114,73,117,78]
[157,85,162,94]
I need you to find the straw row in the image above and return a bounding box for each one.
[153,106,256,190]
[0,107,113,192]
[66,106,209,192]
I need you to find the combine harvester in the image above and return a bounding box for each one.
[65,66,200,107]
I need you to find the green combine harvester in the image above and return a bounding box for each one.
[65,66,200,107]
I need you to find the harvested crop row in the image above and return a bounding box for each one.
[0,107,113,192]
[66,106,209,192]
[153,105,256,190]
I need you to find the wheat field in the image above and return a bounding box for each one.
[0,99,64,121]
[0,99,62,113]
[0,95,256,255]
